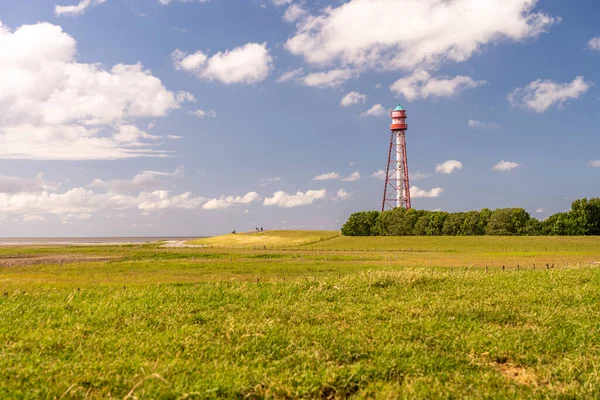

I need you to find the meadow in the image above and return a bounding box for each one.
[2,231,600,398]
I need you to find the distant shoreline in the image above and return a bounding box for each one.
[0,237,207,246]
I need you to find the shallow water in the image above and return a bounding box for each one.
[0,237,202,245]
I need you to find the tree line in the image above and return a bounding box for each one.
[341,198,600,236]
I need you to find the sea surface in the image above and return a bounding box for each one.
[0,237,202,245]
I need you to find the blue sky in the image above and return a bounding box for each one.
[0,0,599,236]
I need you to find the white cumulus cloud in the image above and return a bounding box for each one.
[341,172,361,182]
[372,170,386,180]
[284,4,308,23]
[301,69,354,88]
[87,166,184,194]
[492,160,521,172]
[340,92,367,107]
[174,50,208,70]
[159,0,211,4]
[259,177,282,187]
[192,109,216,118]
[0,22,191,160]
[285,0,557,71]
[0,174,60,194]
[264,190,327,208]
[360,104,386,118]
[173,42,273,84]
[435,160,463,174]
[332,189,351,201]
[202,192,260,210]
[140,166,184,179]
[313,171,360,181]
[507,76,590,112]
[410,171,430,181]
[313,172,341,181]
[277,68,304,83]
[588,160,600,168]
[88,172,166,194]
[410,186,444,198]
[375,170,430,181]
[391,70,486,101]
[588,37,600,51]
[0,172,266,222]
[0,188,206,218]
[468,120,500,129]
[55,0,107,16]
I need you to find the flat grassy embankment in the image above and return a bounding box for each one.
[3,231,600,398]
[187,229,340,248]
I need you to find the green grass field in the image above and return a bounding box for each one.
[3,231,600,398]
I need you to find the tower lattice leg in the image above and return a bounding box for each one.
[382,130,411,211]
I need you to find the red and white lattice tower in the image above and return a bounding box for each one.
[381,104,411,211]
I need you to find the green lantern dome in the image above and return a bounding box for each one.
[393,104,405,111]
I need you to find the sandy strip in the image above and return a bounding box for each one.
[161,240,206,248]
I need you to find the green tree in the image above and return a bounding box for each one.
[398,208,424,235]
[522,218,542,235]
[459,211,481,236]
[442,212,467,236]
[486,208,531,236]
[375,208,423,236]
[542,212,578,236]
[587,198,600,235]
[511,208,531,235]
[374,209,400,236]
[414,212,432,236]
[477,208,492,235]
[569,199,589,236]
[427,211,448,236]
[341,211,380,236]
[568,198,600,236]
[341,199,600,237]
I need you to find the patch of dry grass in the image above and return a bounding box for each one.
[187,229,340,248]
